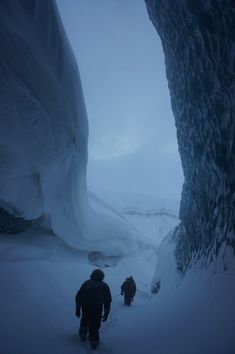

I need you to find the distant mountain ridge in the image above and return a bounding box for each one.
[122,207,178,219]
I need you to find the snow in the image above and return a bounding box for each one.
[1,2,235,354]
[105,238,235,354]
[0,0,140,256]
[0,228,156,354]
[89,189,180,214]
[123,208,179,247]
[88,189,180,248]
[1,217,234,354]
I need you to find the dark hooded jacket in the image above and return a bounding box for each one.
[121,277,136,298]
[76,274,112,318]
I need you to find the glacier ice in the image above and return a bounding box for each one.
[0,0,138,255]
[146,0,235,269]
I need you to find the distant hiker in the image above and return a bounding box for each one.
[121,276,136,306]
[75,269,112,350]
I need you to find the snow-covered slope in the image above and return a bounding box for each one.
[0,0,138,255]
[105,232,235,354]
[89,188,180,214]
[1,228,234,354]
[122,207,179,247]
[86,189,180,248]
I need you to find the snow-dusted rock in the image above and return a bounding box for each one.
[0,0,138,255]
[146,0,235,270]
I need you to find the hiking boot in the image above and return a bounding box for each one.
[90,342,99,350]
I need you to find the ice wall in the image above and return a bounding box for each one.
[0,0,137,255]
[145,0,235,270]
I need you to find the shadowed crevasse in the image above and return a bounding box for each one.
[145,0,235,271]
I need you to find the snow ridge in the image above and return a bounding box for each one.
[122,207,178,219]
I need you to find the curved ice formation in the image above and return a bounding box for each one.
[0,0,138,255]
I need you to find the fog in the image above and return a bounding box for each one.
[56,0,184,201]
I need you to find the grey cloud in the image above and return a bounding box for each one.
[56,0,184,201]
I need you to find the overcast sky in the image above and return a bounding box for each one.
[56,0,184,201]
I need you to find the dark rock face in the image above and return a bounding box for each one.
[145,0,235,270]
[0,208,31,234]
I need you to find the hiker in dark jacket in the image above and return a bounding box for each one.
[121,276,136,306]
[75,269,112,350]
